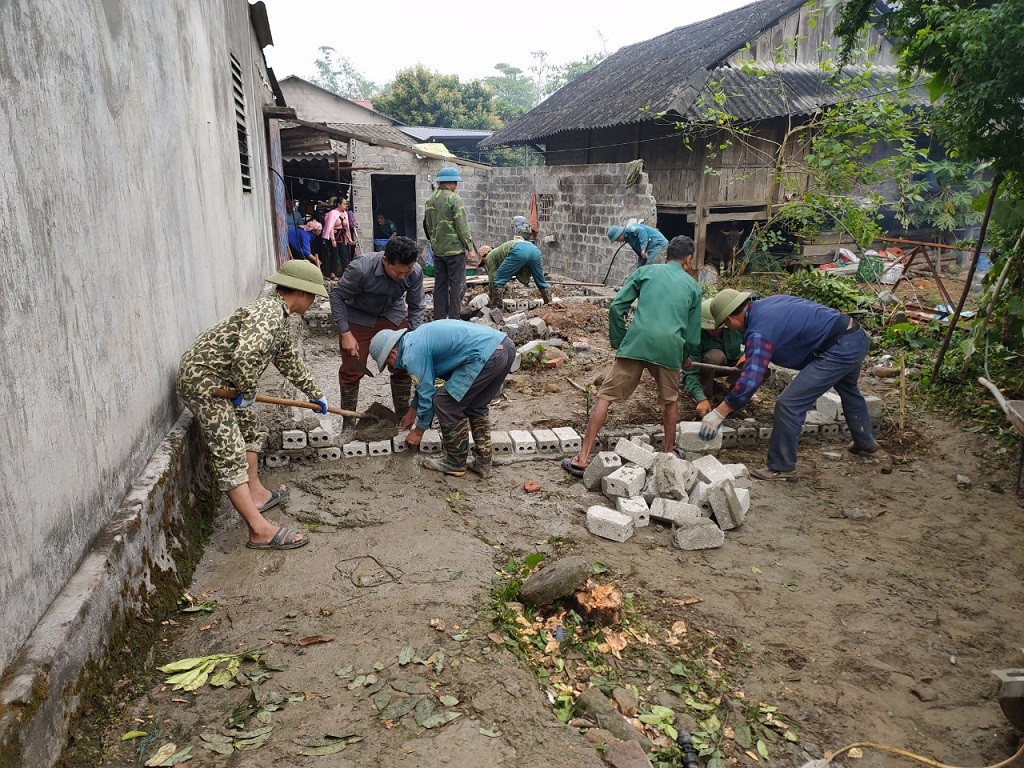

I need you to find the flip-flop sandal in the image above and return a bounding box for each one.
[246,526,308,550]
[257,487,286,513]
[561,457,586,478]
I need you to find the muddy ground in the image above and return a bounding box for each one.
[63,280,1024,768]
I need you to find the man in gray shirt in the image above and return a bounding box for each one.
[330,236,425,436]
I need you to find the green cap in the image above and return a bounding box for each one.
[709,288,752,326]
[266,259,328,298]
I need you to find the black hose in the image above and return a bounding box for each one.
[676,729,701,768]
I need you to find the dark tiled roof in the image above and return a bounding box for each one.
[482,0,854,147]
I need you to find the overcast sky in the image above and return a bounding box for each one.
[259,0,756,86]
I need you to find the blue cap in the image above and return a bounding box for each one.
[435,166,463,183]
[369,328,408,371]
[607,225,624,242]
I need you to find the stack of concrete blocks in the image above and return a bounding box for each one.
[583,438,752,551]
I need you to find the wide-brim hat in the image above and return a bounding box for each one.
[369,328,408,371]
[700,299,716,331]
[709,288,752,326]
[266,259,328,298]
[607,225,624,243]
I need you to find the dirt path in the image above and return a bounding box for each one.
[63,298,1024,768]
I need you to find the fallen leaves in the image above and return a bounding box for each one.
[144,743,192,766]
[297,635,333,646]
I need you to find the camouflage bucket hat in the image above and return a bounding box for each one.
[266,259,328,298]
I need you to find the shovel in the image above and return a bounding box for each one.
[211,387,366,419]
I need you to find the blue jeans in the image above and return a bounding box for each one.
[493,250,550,291]
[766,328,876,472]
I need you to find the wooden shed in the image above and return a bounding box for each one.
[481,0,906,266]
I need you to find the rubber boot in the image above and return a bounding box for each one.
[390,375,412,417]
[467,416,492,478]
[422,419,469,476]
[539,287,553,304]
[337,383,360,442]
[489,282,505,308]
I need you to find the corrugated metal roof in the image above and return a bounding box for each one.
[482,0,914,147]
[400,127,493,141]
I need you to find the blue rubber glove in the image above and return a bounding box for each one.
[231,392,256,408]
[699,409,724,440]
[313,397,329,415]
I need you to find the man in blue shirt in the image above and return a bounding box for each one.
[608,222,669,271]
[699,289,877,480]
[369,320,515,478]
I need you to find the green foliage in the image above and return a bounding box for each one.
[881,321,942,351]
[374,66,502,130]
[896,158,989,235]
[542,52,607,97]
[783,270,873,312]
[483,63,539,117]
[309,46,379,100]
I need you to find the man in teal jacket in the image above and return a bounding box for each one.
[369,320,515,478]
[564,236,701,476]
[682,299,744,416]
[608,221,669,271]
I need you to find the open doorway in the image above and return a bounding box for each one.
[654,210,695,241]
[370,174,417,247]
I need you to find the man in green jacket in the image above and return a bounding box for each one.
[482,215,553,306]
[563,236,701,476]
[424,166,477,319]
[682,299,744,416]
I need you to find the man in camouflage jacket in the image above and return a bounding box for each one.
[177,260,328,551]
[423,166,477,319]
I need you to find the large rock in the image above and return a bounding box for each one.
[575,688,653,750]
[601,739,654,768]
[518,556,592,608]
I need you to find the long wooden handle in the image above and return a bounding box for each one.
[210,387,365,418]
[689,361,742,375]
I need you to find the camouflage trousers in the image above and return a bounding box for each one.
[176,374,266,492]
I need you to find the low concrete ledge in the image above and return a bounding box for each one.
[0,411,215,768]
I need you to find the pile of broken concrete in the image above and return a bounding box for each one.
[583,438,750,551]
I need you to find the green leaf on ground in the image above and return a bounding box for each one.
[439,695,459,707]
[421,711,461,729]
[121,730,147,740]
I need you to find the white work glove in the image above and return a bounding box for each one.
[313,397,329,415]
[699,409,725,440]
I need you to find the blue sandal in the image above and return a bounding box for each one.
[246,525,307,550]
[257,488,284,513]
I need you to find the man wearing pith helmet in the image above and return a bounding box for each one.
[424,166,478,319]
[176,260,329,551]
[699,289,877,480]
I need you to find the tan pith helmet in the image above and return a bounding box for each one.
[709,288,752,326]
[700,299,717,331]
[266,259,328,298]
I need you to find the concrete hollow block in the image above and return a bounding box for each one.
[602,465,647,499]
[282,429,307,449]
[676,421,722,452]
[509,429,538,455]
[586,506,635,543]
[342,441,368,457]
[420,429,442,454]
[719,426,737,446]
[392,431,409,453]
[318,447,343,461]
[650,498,702,525]
[672,518,725,550]
[531,428,561,455]
[264,452,290,468]
[615,496,650,527]
[614,437,656,470]
[691,454,732,486]
[491,430,513,455]
[552,427,582,454]
[583,451,622,492]
[307,427,331,448]
[368,440,392,457]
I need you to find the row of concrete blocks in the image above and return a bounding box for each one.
[585,446,751,551]
[263,427,585,468]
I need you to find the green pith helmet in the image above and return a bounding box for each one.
[709,288,753,326]
[700,299,717,331]
[607,225,624,242]
[435,166,463,183]
[266,259,328,297]
[369,328,408,371]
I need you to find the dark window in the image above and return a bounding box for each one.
[230,54,251,193]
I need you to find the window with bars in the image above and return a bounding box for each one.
[230,54,252,193]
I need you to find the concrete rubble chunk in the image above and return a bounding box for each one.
[602,465,647,499]
[653,453,695,499]
[815,391,843,421]
[691,481,712,513]
[672,518,726,550]
[641,472,658,505]
[614,437,656,470]
[615,496,650,527]
[691,454,733,486]
[804,409,835,425]
[708,478,747,530]
[649,498,702,525]
[586,506,634,542]
[676,421,721,451]
[865,395,883,422]
[527,316,547,336]
[583,452,622,491]
[518,556,592,607]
